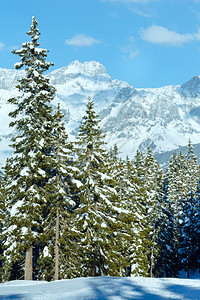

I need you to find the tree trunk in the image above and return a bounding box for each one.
[54,206,60,280]
[55,131,61,281]
[25,246,33,280]
[150,247,154,278]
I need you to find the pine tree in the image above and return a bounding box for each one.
[185,139,199,195]
[120,156,146,277]
[3,17,56,280]
[127,148,164,277]
[0,172,5,282]
[109,144,120,163]
[156,173,180,277]
[158,150,190,277]
[143,148,163,277]
[41,103,81,280]
[180,189,200,278]
[107,156,136,276]
[106,145,128,275]
[75,97,116,276]
[179,141,200,277]
[129,150,149,276]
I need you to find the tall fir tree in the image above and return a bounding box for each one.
[185,139,199,195]
[2,17,56,280]
[107,155,137,276]
[156,172,180,277]
[75,97,117,276]
[180,189,200,277]
[157,146,199,278]
[143,148,163,277]
[0,173,5,282]
[41,103,81,280]
[179,141,200,277]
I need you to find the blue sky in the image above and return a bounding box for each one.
[1,0,200,88]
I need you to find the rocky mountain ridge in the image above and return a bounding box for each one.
[0,60,200,167]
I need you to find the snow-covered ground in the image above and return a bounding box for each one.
[0,276,200,299]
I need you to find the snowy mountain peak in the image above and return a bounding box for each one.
[1,60,200,168]
[66,60,108,77]
[50,60,109,79]
[181,75,200,98]
[48,60,111,86]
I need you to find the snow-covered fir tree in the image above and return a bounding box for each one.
[129,150,150,276]
[41,103,81,280]
[138,148,164,277]
[0,173,5,281]
[185,139,200,194]
[120,156,146,277]
[156,172,180,277]
[180,189,200,278]
[179,141,200,277]
[157,152,185,277]
[2,17,56,281]
[75,97,117,276]
[157,143,200,277]
[107,155,134,276]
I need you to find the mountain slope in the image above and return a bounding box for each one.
[0,60,200,168]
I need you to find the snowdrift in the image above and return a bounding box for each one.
[0,276,200,299]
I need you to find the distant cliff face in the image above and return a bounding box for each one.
[1,60,200,168]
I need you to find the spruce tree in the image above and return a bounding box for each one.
[180,189,200,278]
[121,156,146,277]
[0,173,5,282]
[129,148,164,277]
[185,139,199,195]
[75,97,116,276]
[42,103,81,280]
[130,150,150,276]
[107,156,135,276]
[156,172,180,277]
[179,141,200,277]
[158,150,191,277]
[143,148,163,277]
[3,17,56,280]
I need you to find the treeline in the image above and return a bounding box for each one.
[1,17,200,282]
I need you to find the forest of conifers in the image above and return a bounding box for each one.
[0,17,200,282]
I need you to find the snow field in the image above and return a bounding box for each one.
[0,276,200,299]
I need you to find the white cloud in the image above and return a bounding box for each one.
[65,34,100,47]
[0,42,5,50]
[131,7,154,17]
[140,26,197,46]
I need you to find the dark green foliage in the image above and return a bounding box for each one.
[0,174,5,282]
[43,104,81,280]
[75,97,119,276]
[1,18,200,280]
[2,17,56,281]
[157,142,200,278]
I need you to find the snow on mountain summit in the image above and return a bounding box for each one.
[49,60,111,86]
[1,60,200,168]
[180,75,200,98]
[66,60,108,76]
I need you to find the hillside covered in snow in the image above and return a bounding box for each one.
[1,276,200,299]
